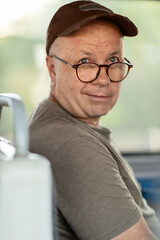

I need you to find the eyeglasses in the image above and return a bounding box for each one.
[50,54,133,83]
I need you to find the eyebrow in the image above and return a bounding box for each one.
[109,51,120,56]
[79,50,122,58]
[79,50,93,56]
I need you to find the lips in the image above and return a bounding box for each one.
[85,93,112,98]
[84,93,112,102]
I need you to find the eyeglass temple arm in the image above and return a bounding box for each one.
[50,54,73,67]
[50,54,67,64]
[124,57,132,65]
[51,54,132,68]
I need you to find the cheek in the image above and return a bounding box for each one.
[114,81,121,93]
[62,69,85,93]
[113,83,121,103]
[117,83,122,96]
[55,69,82,99]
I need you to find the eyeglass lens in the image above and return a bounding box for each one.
[77,63,129,82]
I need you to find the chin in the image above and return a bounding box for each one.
[89,108,111,118]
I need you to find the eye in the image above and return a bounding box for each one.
[110,57,118,63]
[80,58,88,64]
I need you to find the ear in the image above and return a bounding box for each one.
[46,56,56,83]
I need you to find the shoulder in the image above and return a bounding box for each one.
[28,99,105,157]
[52,130,142,240]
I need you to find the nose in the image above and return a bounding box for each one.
[92,66,110,86]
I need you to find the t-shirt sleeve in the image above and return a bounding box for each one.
[52,135,142,240]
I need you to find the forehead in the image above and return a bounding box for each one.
[51,20,123,55]
[71,19,122,37]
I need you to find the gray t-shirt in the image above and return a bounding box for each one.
[28,99,160,239]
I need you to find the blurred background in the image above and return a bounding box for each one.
[0,0,160,221]
[0,0,160,153]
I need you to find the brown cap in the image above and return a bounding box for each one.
[46,0,138,55]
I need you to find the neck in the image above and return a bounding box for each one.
[48,92,58,103]
[78,118,100,128]
[48,93,100,128]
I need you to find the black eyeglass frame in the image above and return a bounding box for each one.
[50,54,133,83]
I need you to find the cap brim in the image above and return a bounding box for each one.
[58,12,138,37]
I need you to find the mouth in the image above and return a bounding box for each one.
[85,93,112,101]
[86,93,111,99]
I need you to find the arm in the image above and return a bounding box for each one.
[112,217,159,240]
[46,133,159,239]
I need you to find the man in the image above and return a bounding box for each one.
[28,1,160,239]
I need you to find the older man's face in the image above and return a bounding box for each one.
[47,20,124,127]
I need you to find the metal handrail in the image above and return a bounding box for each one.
[0,93,28,156]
